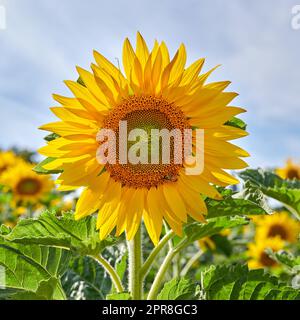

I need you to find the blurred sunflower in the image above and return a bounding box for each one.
[254,212,300,243]
[38,33,249,244]
[0,151,22,176]
[1,162,53,203]
[276,159,300,180]
[247,237,284,269]
[198,237,216,251]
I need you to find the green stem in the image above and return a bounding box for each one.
[284,203,300,221]
[147,248,177,300]
[180,250,203,277]
[128,226,143,299]
[91,254,124,293]
[140,230,174,279]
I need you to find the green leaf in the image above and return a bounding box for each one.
[206,193,268,219]
[239,169,300,218]
[157,277,198,300]
[201,264,300,300]
[267,250,300,269]
[176,216,249,250]
[62,255,112,300]
[107,292,132,300]
[225,117,247,130]
[115,252,127,281]
[44,133,60,142]
[33,157,63,175]
[0,238,70,300]
[3,211,119,255]
[77,77,85,86]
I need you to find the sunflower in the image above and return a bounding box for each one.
[276,159,300,180]
[254,212,300,243]
[247,237,284,269]
[0,150,22,176]
[1,162,53,203]
[38,33,249,244]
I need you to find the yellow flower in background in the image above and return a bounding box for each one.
[0,151,23,176]
[38,33,249,244]
[254,212,300,243]
[247,237,284,269]
[1,162,53,203]
[198,237,216,251]
[276,159,300,180]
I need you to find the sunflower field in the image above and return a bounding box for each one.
[0,32,300,304]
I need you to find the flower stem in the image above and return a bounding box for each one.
[180,250,203,277]
[90,254,124,293]
[140,229,174,279]
[147,248,177,300]
[128,226,143,299]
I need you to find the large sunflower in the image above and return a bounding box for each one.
[276,159,300,180]
[254,212,300,243]
[39,33,249,244]
[1,162,53,203]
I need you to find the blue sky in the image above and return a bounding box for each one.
[0,0,299,168]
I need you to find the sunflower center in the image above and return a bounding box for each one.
[259,252,276,267]
[267,224,288,240]
[102,95,190,188]
[287,168,299,179]
[16,178,42,195]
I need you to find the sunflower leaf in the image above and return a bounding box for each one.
[225,117,247,130]
[33,157,63,175]
[206,192,269,219]
[201,264,300,300]
[2,211,119,255]
[61,255,112,300]
[177,216,249,250]
[0,238,70,300]
[44,133,60,142]
[157,277,199,300]
[239,168,300,219]
[106,292,132,300]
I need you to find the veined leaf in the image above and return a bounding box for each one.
[206,194,268,219]
[157,277,198,300]
[201,264,300,300]
[239,169,300,219]
[62,255,112,300]
[0,238,70,300]
[3,211,118,255]
[176,216,249,250]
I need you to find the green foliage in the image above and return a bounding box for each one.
[3,211,118,255]
[44,133,60,142]
[206,190,268,219]
[157,277,199,300]
[176,216,249,250]
[33,157,62,175]
[239,169,300,218]
[107,292,132,300]
[201,264,300,300]
[225,117,247,130]
[267,250,300,269]
[62,256,112,300]
[0,238,70,300]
